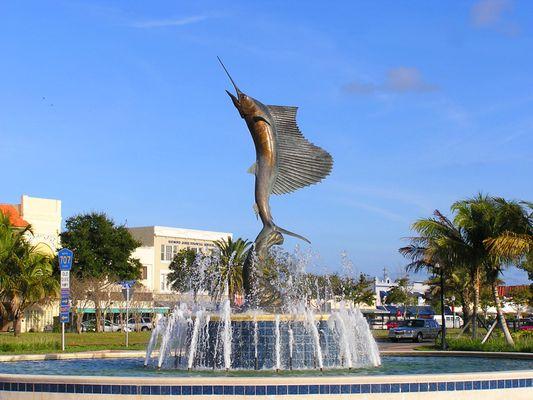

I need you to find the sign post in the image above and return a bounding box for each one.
[58,248,73,351]
[120,280,135,348]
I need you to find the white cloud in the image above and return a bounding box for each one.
[342,67,437,95]
[129,16,208,29]
[471,0,511,27]
[471,0,519,35]
[335,198,410,224]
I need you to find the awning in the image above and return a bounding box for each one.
[77,307,169,314]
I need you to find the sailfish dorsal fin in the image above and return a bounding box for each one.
[266,105,333,195]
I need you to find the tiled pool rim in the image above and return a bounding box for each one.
[1,352,532,398]
[0,370,532,398]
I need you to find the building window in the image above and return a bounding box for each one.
[161,245,175,261]
[141,266,148,280]
[160,272,170,292]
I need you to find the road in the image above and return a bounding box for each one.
[377,339,428,352]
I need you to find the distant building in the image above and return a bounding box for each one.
[0,195,62,332]
[0,195,61,255]
[129,226,232,295]
[372,270,429,306]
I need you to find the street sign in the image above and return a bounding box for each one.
[120,280,136,289]
[119,280,135,348]
[58,248,73,351]
[60,270,70,289]
[58,248,73,271]
[60,312,69,323]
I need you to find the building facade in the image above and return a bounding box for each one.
[0,195,61,255]
[372,274,430,307]
[129,226,232,295]
[0,195,62,332]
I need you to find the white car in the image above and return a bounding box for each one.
[81,319,123,332]
[125,317,152,332]
[433,315,463,329]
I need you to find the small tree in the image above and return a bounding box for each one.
[385,277,414,317]
[210,237,251,307]
[60,212,141,332]
[342,274,375,307]
[167,248,200,300]
[508,286,532,319]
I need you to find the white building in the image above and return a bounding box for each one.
[372,272,430,306]
[129,226,232,295]
[0,195,62,332]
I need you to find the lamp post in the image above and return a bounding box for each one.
[438,263,447,350]
[451,296,456,329]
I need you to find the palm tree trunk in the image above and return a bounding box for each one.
[95,306,103,333]
[460,297,471,334]
[13,313,23,336]
[75,312,83,334]
[0,304,11,332]
[471,269,480,339]
[492,282,514,346]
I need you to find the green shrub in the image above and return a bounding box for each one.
[446,333,532,353]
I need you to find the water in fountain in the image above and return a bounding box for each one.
[145,248,381,371]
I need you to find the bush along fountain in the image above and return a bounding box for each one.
[144,248,381,371]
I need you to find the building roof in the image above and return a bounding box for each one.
[497,285,530,298]
[0,204,29,227]
[130,225,233,241]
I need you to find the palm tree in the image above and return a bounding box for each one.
[211,237,251,307]
[0,212,59,335]
[484,201,532,264]
[400,210,479,337]
[454,196,532,345]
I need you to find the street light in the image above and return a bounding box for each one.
[451,295,456,329]
[437,263,447,350]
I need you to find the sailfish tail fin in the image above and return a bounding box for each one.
[275,225,311,244]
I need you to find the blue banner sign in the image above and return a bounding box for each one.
[59,312,69,323]
[58,248,73,271]
[120,280,136,289]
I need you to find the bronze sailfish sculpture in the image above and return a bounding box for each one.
[219,58,333,303]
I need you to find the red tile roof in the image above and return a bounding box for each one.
[0,204,29,227]
[497,285,529,298]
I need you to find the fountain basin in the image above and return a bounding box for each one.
[147,307,380,371]
[0,354,532,399]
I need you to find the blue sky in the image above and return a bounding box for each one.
[1,1,532,283]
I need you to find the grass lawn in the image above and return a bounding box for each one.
[1,329,530,355]
[0,331,151,354]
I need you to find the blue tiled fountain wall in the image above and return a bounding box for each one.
[0,378,531,396]
[168,320,344,370]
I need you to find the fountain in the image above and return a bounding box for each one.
[144,246,381,372]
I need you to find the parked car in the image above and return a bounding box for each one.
[433,315,463,329]
[388,319,440,342]
[125,317,152,332]
[518,318,533,331]
[386,321,399,330]
[81,319,125,332]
